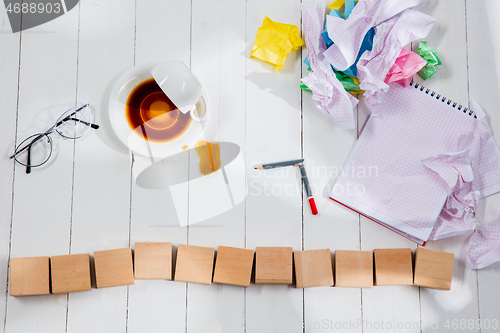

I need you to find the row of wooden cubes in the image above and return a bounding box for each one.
[10,244,454,296]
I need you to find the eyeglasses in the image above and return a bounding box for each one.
[9,104,99,174]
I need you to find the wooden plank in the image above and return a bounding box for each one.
[186,0,248,331]
[0,3,20,329]
[360,209,420,333]
[360,220,420,333]
[301,4,362,330]
[245,0,303,331]
[127,0,191,331]
[412,1,480,332]
[357,4,441,332]
[466,0,500,328]
[65,0,136,332]
[4,6,79,332]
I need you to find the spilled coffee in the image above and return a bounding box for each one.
[126,78,192,142]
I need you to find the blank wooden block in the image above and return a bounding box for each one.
[413,248,454,290]
[174,244,215,285]
[10,257,50,296]
[51,253,91,294]
[373,248,413,286]
[335,250,373,288]
[94,248,135,288]
[294,249,333,288]
[255,247,293,284]
[213,246,254,287]
[134,242,172,279]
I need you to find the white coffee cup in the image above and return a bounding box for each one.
[151,60,207,121]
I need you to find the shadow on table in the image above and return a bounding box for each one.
[244,46,304,111]
[94,71,131,156]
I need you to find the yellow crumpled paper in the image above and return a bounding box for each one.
[250,16,304,72]
[329,0,358,10]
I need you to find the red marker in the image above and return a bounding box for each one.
[298,163,318,215]
[254,159,318,215]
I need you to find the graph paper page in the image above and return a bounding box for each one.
[330,83,500,243]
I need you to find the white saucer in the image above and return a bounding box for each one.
[108,62,209,158]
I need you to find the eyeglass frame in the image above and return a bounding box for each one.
[9,104,99,174]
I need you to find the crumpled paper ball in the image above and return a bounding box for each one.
[250,16,304,72]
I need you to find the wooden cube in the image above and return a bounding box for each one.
[255,247,293,284]
[51,253,91,294]
[335,250,373,288]
[373,248,413,286]
[174,244,215,285]
[94,248,134,288]
[213,246,254,287]
[413,248,454,290]
[10,257,50,296]
[134,242,172,279]
[294,249,333,288]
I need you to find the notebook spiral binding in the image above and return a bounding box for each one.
[409,80,476,118]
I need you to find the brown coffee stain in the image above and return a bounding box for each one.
[195,140,221,175]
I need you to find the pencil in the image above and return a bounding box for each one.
[254,159,304,170]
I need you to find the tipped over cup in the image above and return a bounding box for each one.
[151,60,207,122]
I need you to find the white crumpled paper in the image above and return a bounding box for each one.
[323,0,430,71]
[423,150,480,240]
[467,216,500,269]
[427,100,500,269]
[302,0,358,129]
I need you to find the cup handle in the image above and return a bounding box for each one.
[190,95,208,122]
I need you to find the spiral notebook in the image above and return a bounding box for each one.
[330,81,500,245]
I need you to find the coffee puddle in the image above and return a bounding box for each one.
[126,78,192,143]
[195,140,221,175]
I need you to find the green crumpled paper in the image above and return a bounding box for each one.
[301,67,363,94]
[333,68,363,94]
[416,41,442,80]
[250,16,304,72]
[300,83,311,91]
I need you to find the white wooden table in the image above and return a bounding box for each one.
[1,0,500,332]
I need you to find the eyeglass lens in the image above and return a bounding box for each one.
[13,133,53,168]
[55,104,94,139]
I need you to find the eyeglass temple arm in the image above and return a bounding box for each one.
[9,133,45,159]
[26,144,32,174]
[55,104,93,128]
[67,118,99,129]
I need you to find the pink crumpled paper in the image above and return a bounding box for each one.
[301,0,358,129]
[357,9,435,106]
[384,48,427,86]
